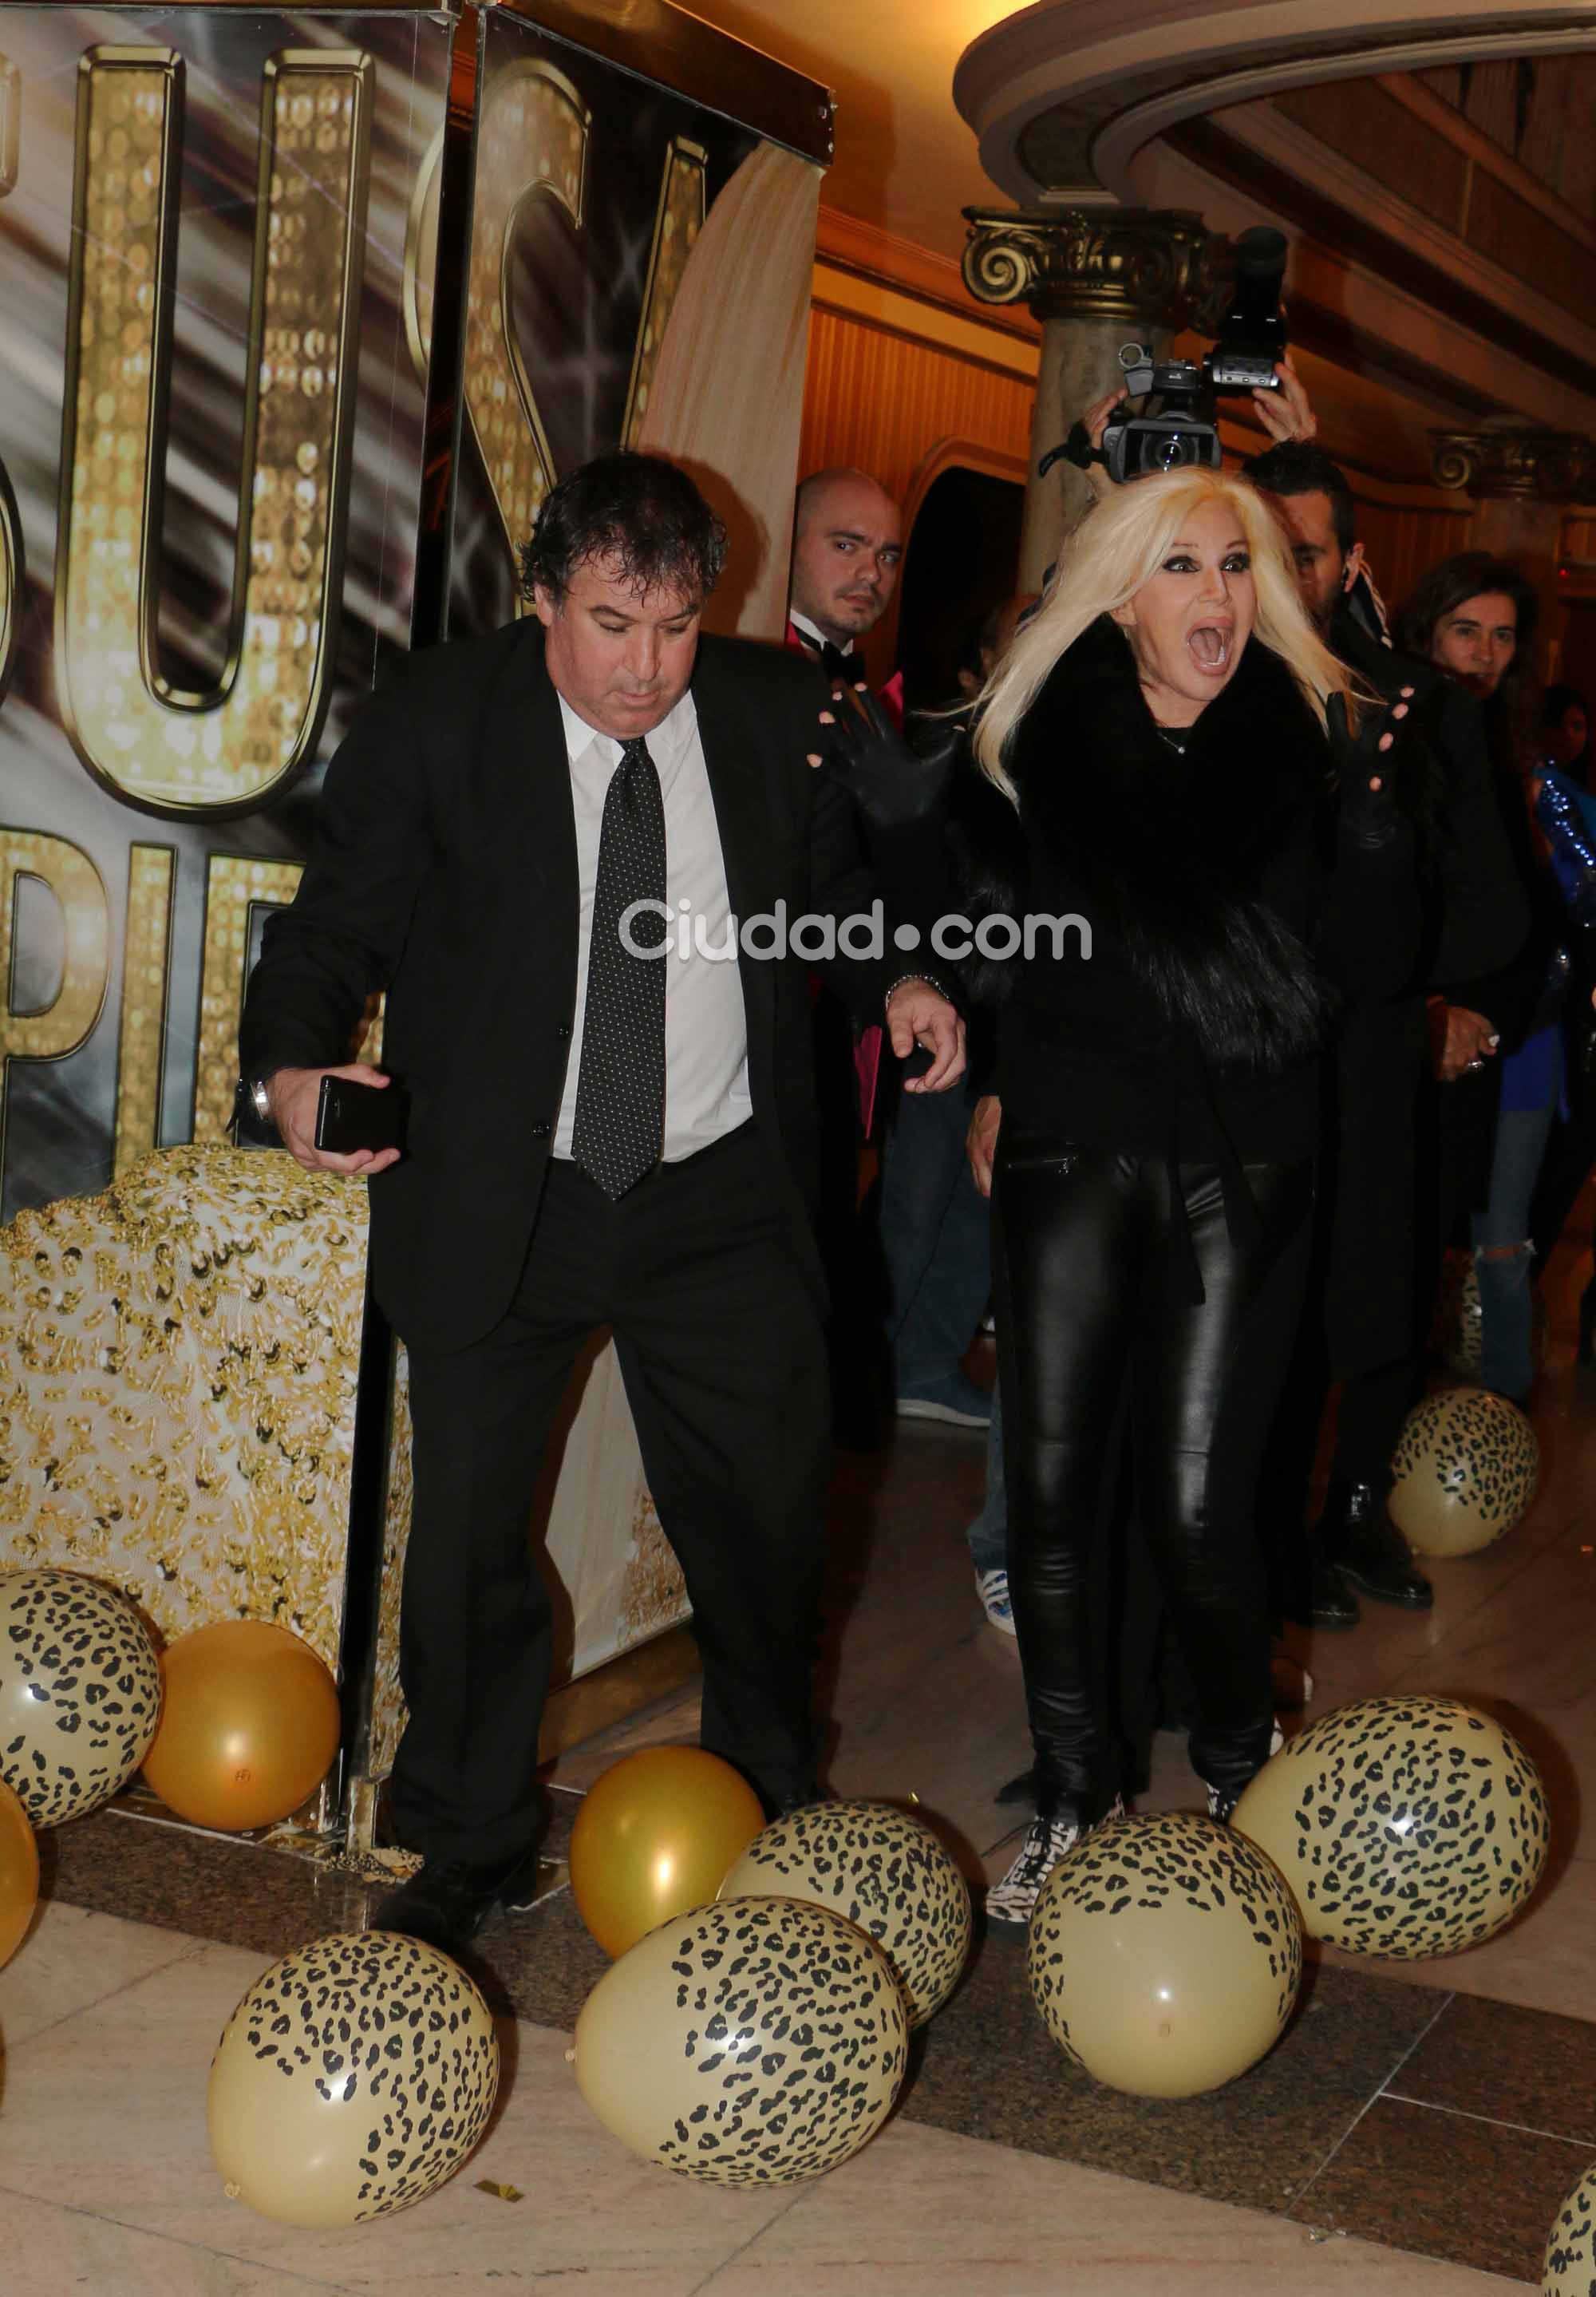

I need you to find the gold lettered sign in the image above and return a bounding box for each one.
[404,59,705,600]
[53,45,372,818]
[0,828,111,1173]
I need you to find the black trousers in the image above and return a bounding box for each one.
[389,1125,830,1864]
[993,1136,1314,1815]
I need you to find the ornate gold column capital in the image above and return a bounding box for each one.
[1430,427,1596,503]
[961,205,1228,330]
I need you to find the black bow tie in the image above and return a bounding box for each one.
[808,636,856,682]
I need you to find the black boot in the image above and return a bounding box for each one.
[1308,1548,1360,1630]
[1318,1475,1432,1611]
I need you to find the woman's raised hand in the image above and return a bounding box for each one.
[808,682,952,827]
[1328,684,1413,849]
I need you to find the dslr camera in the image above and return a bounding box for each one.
[1048,226,1288,486]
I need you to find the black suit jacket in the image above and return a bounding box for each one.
[239,623,906,1352]
[1317,606,1532,1367]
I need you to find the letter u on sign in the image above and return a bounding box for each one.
[53,45,372,818]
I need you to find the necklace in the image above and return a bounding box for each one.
[1154,725,1187,753]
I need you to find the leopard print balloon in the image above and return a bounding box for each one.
[0,1568,163,1824]
[572,1895,908,2184]
[1026,1813,1302,2098]
[720,1800,971,2026]
[1389,1388,1539,1559]
[1544,2161,1596,2296]
[1233,1697,1551,1959]
[207,1931,499,2227]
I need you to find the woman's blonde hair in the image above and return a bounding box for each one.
[972,467,1356,798]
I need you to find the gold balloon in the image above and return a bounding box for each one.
[209,1931,499,2227]
[1389,1388,1539,1559]
[1544,2161,1596,2295]
[721,1799,971,2026]
[1028,1813,1302,2099]
[572,1895,907,2183]
[0,1777,39,1967]
[1233,1696,1551,1958]
[568,1745,765,1958]
[141,1621,340,1831]
[0,1568,163,1825]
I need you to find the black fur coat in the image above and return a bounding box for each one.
[947,615,1338,1074]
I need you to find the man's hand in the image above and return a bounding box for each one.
[1428,1001,1499,1083]
[1079,385,1128,500]
[967,1093,1001,1196]
[1250,355,1317,445]
[886,980,965,1093]
[267,1062,403,1176]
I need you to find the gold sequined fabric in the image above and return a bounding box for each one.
[0,1145,367,1668]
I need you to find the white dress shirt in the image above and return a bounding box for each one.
[553,687,751,1164]
[788,609,852,658]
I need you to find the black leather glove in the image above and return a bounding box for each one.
[814,683,954,828]
[1327,685,1412,852]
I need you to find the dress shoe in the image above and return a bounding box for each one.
[1308,1550,1361,1630]
[372,1841,542,1954]
[1318,1476,1432,1611]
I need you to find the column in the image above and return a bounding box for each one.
[1431,426,1596,681]
[962,207,1229,589]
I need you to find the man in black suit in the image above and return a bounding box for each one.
[1243,436,1527,1627]
[239,452,962,1949]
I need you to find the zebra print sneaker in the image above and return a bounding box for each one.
[986,1796,1124,1934]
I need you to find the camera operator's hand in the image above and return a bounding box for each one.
[1327,684,1412,850]
[808,682,951,828]
[1250,354,1317,445]
[1079,385,1128,499]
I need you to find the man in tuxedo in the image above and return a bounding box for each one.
[784,468,912,1443]
[239,452,962,1950]
[785,466,904,711]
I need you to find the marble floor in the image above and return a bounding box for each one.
[3,1214,1593,2294]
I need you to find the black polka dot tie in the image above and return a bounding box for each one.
[571,735,667,1199]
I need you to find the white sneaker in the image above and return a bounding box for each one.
[1204,1720,1286,1825]
[976,1567,1017,1636]
[986,1797,1123,1932]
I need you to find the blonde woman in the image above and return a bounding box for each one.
[817,468,1417,1927]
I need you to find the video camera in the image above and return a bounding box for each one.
[1044,227,1289,486]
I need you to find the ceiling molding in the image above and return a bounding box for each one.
[814,207,1041,342]
[953,3,1596,204]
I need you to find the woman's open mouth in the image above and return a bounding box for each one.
[1187,622,1233,674]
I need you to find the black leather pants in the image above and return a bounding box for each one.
[992,1135,1315,1817]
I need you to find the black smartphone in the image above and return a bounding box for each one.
[314,1073,407,1156]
